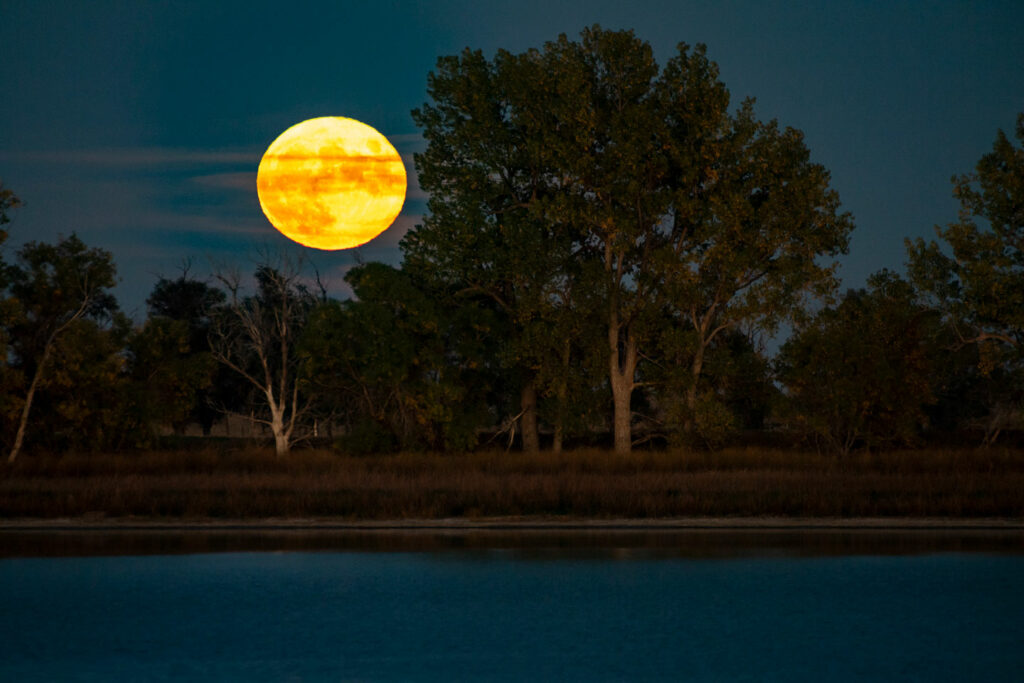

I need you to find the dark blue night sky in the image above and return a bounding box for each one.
[2,0,1022,318]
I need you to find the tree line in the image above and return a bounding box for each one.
[1,27,1021,460]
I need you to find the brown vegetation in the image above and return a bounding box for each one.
[2,446,1023,520]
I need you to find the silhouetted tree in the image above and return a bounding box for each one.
[923,338,1022,446]
[303,263,495,452]
[0,181,20,238]
[27,313,137,452]
[126,316,217,439]
[775,271,940,455]
[0,184,22,439]
[4,234,119,461]
[144,269,228,434]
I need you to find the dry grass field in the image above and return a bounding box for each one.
[2,445,1023,520]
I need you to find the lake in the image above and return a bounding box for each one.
[1,529,1022,681]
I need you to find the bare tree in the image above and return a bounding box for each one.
[210,257,317,456]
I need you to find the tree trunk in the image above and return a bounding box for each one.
[552,420,564,455]
[683,345,706,436]
[610,335,637,456]
[605,245,637,456]
[273,430,289,457]
[7,343,52,464]
[520,380,540,454]
[552,336,571,455]
[269,399,289,457]
[611,371,633,455]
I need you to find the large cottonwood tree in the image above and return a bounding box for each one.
[536,31,852,453]
[411,27,852,453]
[405,46,580,452]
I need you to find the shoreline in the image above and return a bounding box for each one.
[6,517,1021,559]
[4,516,1024,531]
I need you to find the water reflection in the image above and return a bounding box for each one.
[2,527,1021,558]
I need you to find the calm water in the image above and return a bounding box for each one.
[1,531,1022,681]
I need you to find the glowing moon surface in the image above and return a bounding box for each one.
[256,117,407,250]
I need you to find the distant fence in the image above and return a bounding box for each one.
[156,415,342,440]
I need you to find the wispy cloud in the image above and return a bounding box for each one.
[123,211,270,237]
[190,171,256,191]
[388,132,426,148]
[0,147,260,168]
[3,144,416,314]
[366,213,421,248]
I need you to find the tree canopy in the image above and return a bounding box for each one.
[908,112,1024,351]
[776,271,940,455]
[407,26,853,453]
[4,234,119,461]
[3,54,1022,459]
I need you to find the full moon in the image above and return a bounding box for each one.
[256,117,407,250]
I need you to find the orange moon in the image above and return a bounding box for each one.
[256,117,407,250]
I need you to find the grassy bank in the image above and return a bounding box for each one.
[2,446,1023,520]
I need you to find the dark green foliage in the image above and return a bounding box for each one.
[147,273,226,336]
[25,315,140,451]
[922,331,1023,446]
[407,44,585,452]
[142,273,227,434]
[302,263,494,452]
[776,271,941,455]
[906,112,1024,443]
[650,327,776,448]
[0,181,20,248]
[2,234,120,460]
[907,112,1024,352]
[0,183,22,433]
[125,316,217,439]
[6,234,119,335]
[409,26,852,453]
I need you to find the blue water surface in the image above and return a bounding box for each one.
[1,549,1021,681]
